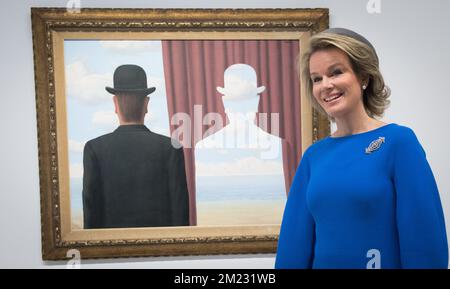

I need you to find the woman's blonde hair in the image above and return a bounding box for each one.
[300,31,390,120]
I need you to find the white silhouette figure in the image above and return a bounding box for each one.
[195,64,286,226]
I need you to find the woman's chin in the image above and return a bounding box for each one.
[325,108,347,120]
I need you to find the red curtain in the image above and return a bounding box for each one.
[162,40,302,225]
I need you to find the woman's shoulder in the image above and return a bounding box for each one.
[302,136,332,159]
[387,123,414,134]
[375,123,425,159]
[385,123,421,145]
[302,123,421,156]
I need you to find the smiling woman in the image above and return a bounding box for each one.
[276,27,448,269]
[300,28,390,130]
[309,48,367,119]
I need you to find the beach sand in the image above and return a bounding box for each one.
[196,200,286,226]
[71,199,286,229]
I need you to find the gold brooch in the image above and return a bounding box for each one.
[365,137,385,154]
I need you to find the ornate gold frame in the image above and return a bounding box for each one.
[31,8,329,260]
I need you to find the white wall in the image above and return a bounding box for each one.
[0,0,449,268]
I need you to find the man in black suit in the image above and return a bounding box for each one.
[82,64,190,229]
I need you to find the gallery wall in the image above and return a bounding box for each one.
[0,0,449,268]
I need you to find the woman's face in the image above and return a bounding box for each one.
[309,48,365,119]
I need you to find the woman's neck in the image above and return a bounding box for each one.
[332,109,385,137]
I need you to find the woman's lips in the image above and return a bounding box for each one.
[324,92,343,103]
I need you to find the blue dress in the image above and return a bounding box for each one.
[275,123,448,269]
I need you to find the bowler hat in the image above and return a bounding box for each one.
[105,64,156,95]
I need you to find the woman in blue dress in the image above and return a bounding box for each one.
[275,28,448,269]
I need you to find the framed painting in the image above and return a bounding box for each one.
[31,8,330,260]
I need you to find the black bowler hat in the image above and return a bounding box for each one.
[105,64,156,95]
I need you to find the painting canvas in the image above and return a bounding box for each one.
[66,39,296,229]
[31,8,330,260]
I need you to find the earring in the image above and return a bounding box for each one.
[362,85,367,90]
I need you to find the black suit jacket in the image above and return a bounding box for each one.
[82,125,190,229]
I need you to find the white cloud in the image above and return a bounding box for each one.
[99,41,161,54]
[92,110,119,129]
[147,76,165,96]
[144,113,158,124]
[65,60,112,105]
[195,157,283,177]
[219,74,264,100]
[65,60,165,105]
[218,64,266,101]
[148,76,163,84]
[69,139,85,153]
[196,130,223,149]
[196,120,281,156]
[70,163,83,179]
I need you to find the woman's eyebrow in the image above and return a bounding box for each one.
[327,63,344,71]
[310,62,344,76]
